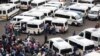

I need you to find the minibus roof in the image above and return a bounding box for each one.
[27,20,44,25]
[35,7,52,13]
[31,0,46,3]
[55,9,79,17]
[43,17,54,21]
[67,35,94,46]
[90,6,100,11]
[48,1,64,5]
[20,17,35,22]
[91,28,100,38]
[85,50,100,56]
[39,6,57,11]
[52,17,67,23]
[96,4,100,7]
[77,3,94,8]
[0,3,17,10]
[82,28,96,32]
[20,0,31,2]
[68,3,89,10]
[49,37,73,50]
[21,11,44,17]
[14,15,35,19]
[44,3,61,8]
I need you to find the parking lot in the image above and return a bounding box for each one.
[0,0,100,56]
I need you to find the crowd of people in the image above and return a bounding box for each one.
[0,23,64,56]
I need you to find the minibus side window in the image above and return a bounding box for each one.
[92,36,98,41]
[70,9,85,13]
[65,22,67,26]
[0,11,1,14]
[65,15,70,19]
[72,16,76,20]
[79,32,84,37]
[3,10,6,14]
[50,41,53,48]
[85,31,91,39]
[36,16,39,20]
[17,18,21,21]
[39,23,44,28]
[12,18,16,21]
[8,9,10,13]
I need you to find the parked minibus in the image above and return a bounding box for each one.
[20,0,32,10]
[67,3,94,17]
[0,3,19,20]
[43,16,69,33]
[49,37,73,55]
[88,6,100,20]
[43,17,54,25]
[54,9,84,26]
[26,20,44,35]
[66,35,95,53]
[52,18,68,33]
[84,50,100,56]
[31,0,47,8]
[79,28,100,46]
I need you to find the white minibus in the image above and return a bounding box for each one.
[49,37,73,55]
[67,3,94,17]
[79,28,100,46]
[66,35,95,55]
[88,6,100,20]
[43,17,54,25]
[20,0,32,10]
[26,20,44,35]
[0,3,19,20]
[52,17,68,33]
[54,9,83,26]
